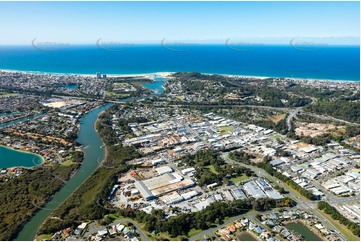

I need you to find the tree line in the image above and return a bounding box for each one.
[256,158,317,200]
[116,197,295,238]
[317,201,360,236]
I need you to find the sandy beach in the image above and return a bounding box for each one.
[0,69,358,83]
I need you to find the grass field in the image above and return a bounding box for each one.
[105,91,131,98]
[113,82,130,86]
[317,208,360,241]
[230,174,249,184]
[219,125,234,135]
[268,114,286,123]
[205,165,219,175]
[0,93,17,98]
[188,228,203,238]
[36,234,52,240]
[60,158,75,166]
[108,213,120,219]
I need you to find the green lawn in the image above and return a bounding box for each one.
[317,209,360,241]
[205,165,219,175]
[113,82,130,86]
[36,234,52,241]
[0,93,17,98]
[188,228,203,238]
[230,174,249,183]
[219,125,234,135]
[105,91,131,98]
[108,213,120,219]
[60,158,75,166]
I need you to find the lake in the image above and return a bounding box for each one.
[0,145,43,168]
[286,222,322,241]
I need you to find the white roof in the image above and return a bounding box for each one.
[155,166,173,175]
[77,222,87,229]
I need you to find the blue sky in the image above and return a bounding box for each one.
[0,1,359,45]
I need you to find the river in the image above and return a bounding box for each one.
[14,77,166,240]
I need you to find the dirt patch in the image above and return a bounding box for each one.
[268,114,286,123]
[295,122,345,138]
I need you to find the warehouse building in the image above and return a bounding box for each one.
[135,172,195,201]
[243,180,267,199]
[270,159,285,167]
[155,166,173,176]
[230,188,248,200]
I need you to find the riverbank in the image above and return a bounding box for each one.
[14,103,111,240]
[94,108,111,167]
[0,144,44,168]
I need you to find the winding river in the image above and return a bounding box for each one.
[14,77,166,240]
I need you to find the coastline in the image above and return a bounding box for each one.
[0,69,359,83]
[0,144,45,168]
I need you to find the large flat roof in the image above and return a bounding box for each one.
[134,181,154,199]
[243,181,267,199]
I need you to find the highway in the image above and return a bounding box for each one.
[286,106,302,131]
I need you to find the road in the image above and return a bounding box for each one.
[286,106,302,131]
[302,112,358,125]
[221,153,348,241]
[167,104,292,111]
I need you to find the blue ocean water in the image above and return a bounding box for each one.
[0,45,359,81]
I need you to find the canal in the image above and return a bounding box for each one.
[286,222,322,241]
[14,77,166,240]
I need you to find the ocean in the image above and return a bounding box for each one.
[0,44,359,81]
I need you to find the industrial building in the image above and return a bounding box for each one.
[181,167,196,175]
[155,166,173,176]
[134,172,195,201]
[243,180,267,199]
[230,188,248,200]
[270,159,285,167]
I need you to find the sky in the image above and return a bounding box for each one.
[0,1,359,45]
